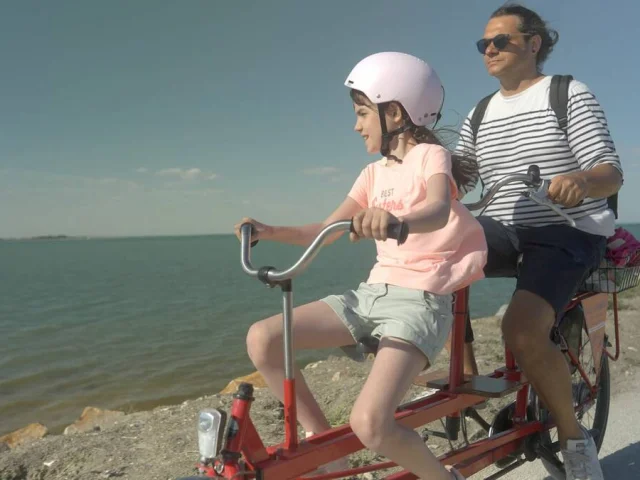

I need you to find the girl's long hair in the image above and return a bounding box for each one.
[350,89,477,190]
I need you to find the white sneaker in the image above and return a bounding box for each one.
[561,425,604,480]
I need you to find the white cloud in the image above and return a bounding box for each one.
[208,173,218,180]
[0,169,140,196]
[97,177,128,185]
[136,167,148,173]
[65,176,138,190]
[329,175,350,183]
[178,188,224,197]
[302,166,340,175]
[43,172,139,190]
[0,168,367,237]
[156,167,202,180]
[156,167,183,176]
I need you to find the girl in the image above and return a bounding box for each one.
[234,52,487,480]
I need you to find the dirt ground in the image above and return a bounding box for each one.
[1,293,638,480]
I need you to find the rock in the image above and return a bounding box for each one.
[332,372,341,382]
[495,304,509,318]
[0,441,10,453]
[63,407,125,435]
[305,361,323,370]
[0,423,48,448]
[100,468,126,478]
[219,371,267,394]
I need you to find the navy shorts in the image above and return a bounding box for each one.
[465,216,606,343]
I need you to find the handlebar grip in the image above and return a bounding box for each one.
[249,225,259,247]
[387,222,409,245]
[527,165,541,185]
[240,222,259,248]
[349,220,409,246]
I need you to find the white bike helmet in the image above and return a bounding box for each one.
[345,52,444,155]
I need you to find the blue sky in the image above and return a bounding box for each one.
[1,0,638,237]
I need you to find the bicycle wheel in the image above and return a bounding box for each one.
[529,310,611,479]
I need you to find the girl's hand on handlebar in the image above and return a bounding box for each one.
[234,217,272,243]
[350,208,399,243]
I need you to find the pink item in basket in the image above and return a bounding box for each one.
[605,227,640,267]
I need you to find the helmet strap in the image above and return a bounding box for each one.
[377,104,412,161]
[431,85,446,129]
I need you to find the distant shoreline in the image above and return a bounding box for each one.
[0,235,90,242]
[3,222,639,242]
[0,233,235,242]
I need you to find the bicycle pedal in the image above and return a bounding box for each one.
[421,429,449,440]
[454,376,521,398]
[495,454,521,469]
[411,387,439,401]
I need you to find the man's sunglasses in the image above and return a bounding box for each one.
[476,33,532,54]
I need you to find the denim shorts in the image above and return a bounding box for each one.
[321,282,454,365]
[465,216,606,342]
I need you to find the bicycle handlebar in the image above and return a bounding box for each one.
[463,165,577,228]
[463,165,541,210]
[240,164,576,285]
[240,220,407,285]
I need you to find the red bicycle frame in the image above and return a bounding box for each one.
[193,283,618,480]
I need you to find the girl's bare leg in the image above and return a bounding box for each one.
[246,301,355,434]
[350,337,459,480]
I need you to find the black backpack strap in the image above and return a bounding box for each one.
[550,74,619,219]
[550,74,573,134]
[468,91,497,198]
[469,91,497,143]
[607,194,619,219]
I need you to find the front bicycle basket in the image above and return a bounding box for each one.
[581,261,640,293]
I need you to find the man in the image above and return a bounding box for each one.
[454,4,623,480]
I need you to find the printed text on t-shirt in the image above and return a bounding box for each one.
[371,188,404,212]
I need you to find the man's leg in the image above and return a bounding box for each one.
[463,314,480,376]
[505,224,605,479]
[501,290,583,443]
[444,313,479,376]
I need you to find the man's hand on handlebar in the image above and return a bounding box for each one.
[548,173,588,208]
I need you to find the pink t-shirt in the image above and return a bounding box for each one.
[348,143,487,295]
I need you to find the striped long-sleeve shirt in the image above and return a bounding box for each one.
[455,76,622,237]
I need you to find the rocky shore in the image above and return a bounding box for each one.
[2,294,640,480]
